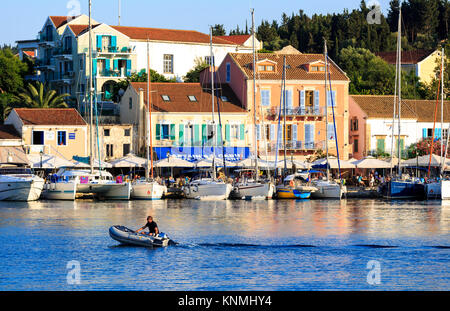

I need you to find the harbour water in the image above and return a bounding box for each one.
[0,199,448,291]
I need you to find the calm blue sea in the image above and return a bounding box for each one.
[0,199,448,291]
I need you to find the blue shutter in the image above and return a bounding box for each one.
[300,90,305,111]
[92,59,97,76]
[292,124,297,142]
[105,59,110,73]
[113,59,119,71]
[436,128,442,139]
[226,63,231,82]
[305,124,311,146]
[286,90,293,108]
[111,36,117,49]
[328,124,335,140]
[309,124,315,148]
[261,90,270,106]
[422,128,427,138]
[256,124,261,140]
[126,59,132,76]
[270,124,275,141]
[96,35,102,50]
[314,90,320,114]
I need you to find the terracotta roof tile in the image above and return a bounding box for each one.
[13,108,87,126]
[215,35,251,45]
[351,95,450,122]
[110,26,233,45]
[229,53,349,81]
[68,24,101,37]
[375,50,434,65]
[49,16,79,29]
[0,125,21,140]
[130,82,246,113]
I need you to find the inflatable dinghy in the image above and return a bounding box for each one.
[109,225,173,247]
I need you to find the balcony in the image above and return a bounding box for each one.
[96,69,133,79]
[266,140,325,152]
[52,72,75,84]
[84,46,134,55]
[53,48,73,61]
[36,59,56,71]
[266,107,324,118]
[38,33,55,48]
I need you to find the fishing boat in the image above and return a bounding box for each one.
[0,166,44,201]
[109,225,174,247]
[379,6,425,200]
[130,39,166,200]
[276,173,317,199]
[231,10,274,200]
[183,27,232,200]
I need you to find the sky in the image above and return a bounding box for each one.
[1,0,392,46]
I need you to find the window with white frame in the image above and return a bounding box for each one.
[230,124,240,140]
[163,54,174,74]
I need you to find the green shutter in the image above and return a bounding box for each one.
[217,124,223,145]
[377,139,385,153]
[225,124,230,142]
[155,124,161,140]
[239,124,245,141]
[194,124,200,146]
[202,124,207,144]
[179,124,184,146]
[170,124,176,140]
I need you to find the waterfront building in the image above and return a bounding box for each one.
[119,82,250,161]
[208,50,351,161]
[4,108,89,161]
[31,15,259,111]
[376,49,445,85]
[97,124,134,161]
[349,95,450,159]
[0,125,28,165]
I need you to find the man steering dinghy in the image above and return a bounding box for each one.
[136,216,159,236]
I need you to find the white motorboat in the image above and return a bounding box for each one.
[41,176,78,201]
[0,167,44,201]
[310,179,346,199]
[442,180,450,200]
[55,168,131,200]
[183,177,232,200]
[131,180,167,200]
[231,181,275,200]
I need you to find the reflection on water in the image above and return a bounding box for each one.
[0,199,448,290]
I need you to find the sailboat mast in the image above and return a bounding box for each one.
[146,39,154,180]
[282,56,288,177]
[251,9,259,180]
[88,0,94,174]
[440,47,445,177]
[324,41,330,180]
[397,8,402,177]
[210,27,216,178]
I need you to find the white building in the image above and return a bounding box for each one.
[349,95,450,159]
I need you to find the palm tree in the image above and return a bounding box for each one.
[16,82,70,108]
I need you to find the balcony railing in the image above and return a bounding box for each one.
[85,46,134,54]
[266,140,325,151]
[266,107,324,117]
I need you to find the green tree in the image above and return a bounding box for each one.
[184,58,210,83]
[16,82,69,108]
[0,48,28,94]
[211,24,226,36]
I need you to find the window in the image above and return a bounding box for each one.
[261,90,270,107]
[284,125,292,141]
[351,118,358,131]
[104,129,110,137]
[353,139,358,153]
[427,128,433,137]
[311,65,325,72]
[163,54,174,74]
[184,124,194,146]
[123,144,130,156]
[205,56,215,66]
[226,63,231,82]
[188,95,197,102]
[230,124,240,140]
[161,95,171,102]
[79,58,84,71]
[443,129,448,139]
[305,91,314,108]
[377,138,385,153]
[220,96,229,102]
[258,64,275,72]
[106,144,114,157]
[57,131,67,146]
[32,131,44,145]
[124,129,131,137]
[129,97,132,110]
[327,124,335,140]
[161,124,170,140]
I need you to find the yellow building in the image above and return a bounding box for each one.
[5,108,88,161]
[120,82,251,161]
[376,49,445,85]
